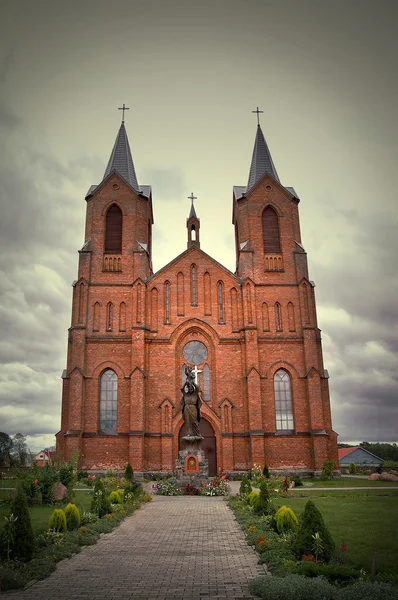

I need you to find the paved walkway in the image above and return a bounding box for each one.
[5,496,266,600]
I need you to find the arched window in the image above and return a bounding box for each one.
[218,281,224,323]
[191,265,197,306]
[262,302,269,331]
[119,302,126,331]
[93,302,100,331]
[100,369,118,430]
[204,272,211,316]
[164,281,170,324]
[203,364,210,401]
[107,302,113,331]
[262,206,281,253]
[151,288,158,330]
[287,302,295,331]
[275,302,282,331]
[274,369,294,431]
[177,272,185,316]
[105,205,122,253]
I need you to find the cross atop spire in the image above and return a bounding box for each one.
[103,121,139,191]
[246,120,280,191]
[118,103,129,123]
[252,106,263,126]
[188,192,197,218]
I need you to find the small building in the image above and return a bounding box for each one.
[338,446,383,468]
[33,449,53,467]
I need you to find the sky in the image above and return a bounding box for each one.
[0,0,397,453]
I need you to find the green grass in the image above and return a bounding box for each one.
[0,491,92,535]
[303,478,398,488]
[277,490,398,575]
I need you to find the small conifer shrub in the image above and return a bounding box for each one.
[124,462,134,482]
[91,478,112,518]
[248,491,260,507]
[239,475,252,497]
[348,462,356,474]
[48,508,67,533]
[262,463,270,478]
[64,503,81,530]
[254,480,270,515]
[275,505,298,533]
[109,490,123,504]
[293,499,335,562]
[7,488,34,562]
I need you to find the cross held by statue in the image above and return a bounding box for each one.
[191,365,202,385]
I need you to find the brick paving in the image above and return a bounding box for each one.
[5,496,267,600]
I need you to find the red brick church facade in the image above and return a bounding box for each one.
[56,117,338,475]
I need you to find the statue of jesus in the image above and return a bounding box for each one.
[181,365,203,439]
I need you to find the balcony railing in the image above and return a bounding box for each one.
[264,253,283,271]
[103,255,122,272]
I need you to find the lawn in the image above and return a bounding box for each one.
[0,491,92,535]
[303,478,398,488]
[278,490,398,575]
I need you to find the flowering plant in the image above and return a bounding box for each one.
[340,542,347,552]
[184,483,200,495]
[201,476,230,496]
[153,478,180,496]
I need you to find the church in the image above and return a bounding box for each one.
[56,110,338,476]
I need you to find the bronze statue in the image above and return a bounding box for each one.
[181,365,203,439]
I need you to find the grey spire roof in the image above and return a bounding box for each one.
[189,202,197,219]
[247,125,280,191]
[103,122,139,191]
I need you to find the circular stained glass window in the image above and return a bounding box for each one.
[183,341,208,364]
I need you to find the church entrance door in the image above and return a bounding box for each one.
[179,418,217,476]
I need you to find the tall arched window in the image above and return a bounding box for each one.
[100,369,118,430]
[262,206,281,253]
[274,369,294,431]
[107,302,113,331]
[119,302,126,331]
[93,301,100,331]
[287,302,296,331]
[204,272,212,315]
[191,265,197,306]
[164,281,170,324]
[218,281,224,323]
[275,302,282,331]
[203,364,210,401]
[262,302,269,331]
[177,272,185,316]
[105,205,122,253]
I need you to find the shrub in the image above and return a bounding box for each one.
[293,561,360,586]
[48,508,67,532]
[91,478,112,517]
[239,475,252,497]
[249,574,336,600]
[8,487,34,561]
[291,473,303,487]
[274,505,298,533]
[262,463,270,478]
[349,462,357,474]
[64,503,81,530]
[109,490,123,504]
[247,491,260,507]
[339,581,398,599]
[321,459,335,480]
[292,499,335,562]
[124,462,134,482]
[254,480,270,515]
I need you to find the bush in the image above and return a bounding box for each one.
[348,462,357,474]
[109,490,123,504]
[48,508,67,532]
[248,491,259,507]
[274,505,298,533]
[339,581,398,599]
[7,487,34,561]
[90,478,112,517]
[239,475,252,497]
[262,463,270,478]
[321,459,335,480]
[293,561,360,586]
[292,499,335,562]
[291,473,303,487]
[64,503,80,530]
[254,480,270,515]
[249,574,336,600]
[124,463,134,482]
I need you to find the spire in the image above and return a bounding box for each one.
[103,122,139,192]
[187,193,200,249]
[247,124,280,192]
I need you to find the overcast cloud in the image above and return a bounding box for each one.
[0,0,397,452]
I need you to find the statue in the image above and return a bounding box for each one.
[181,366,203,440]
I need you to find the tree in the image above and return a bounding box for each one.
[10,433,28,467]
[0,432,12,467]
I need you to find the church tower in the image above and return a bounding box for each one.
[57,109,338,475]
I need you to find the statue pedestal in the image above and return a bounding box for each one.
[176,438,209,480]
